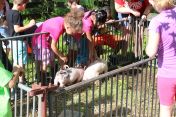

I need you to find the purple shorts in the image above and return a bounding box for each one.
[157,77,176,106]
[33,46,54,65]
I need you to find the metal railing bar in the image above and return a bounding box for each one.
[104,78,108,117]
[85,85,88,117]
[92,83,95,116]
[120,72,125,117]
[110,76,113,117]
[147,60,153,117]
[139,63,144,117]
[130,67,135,117]
[18,83,32,92]
[99,80,102,117]
[115,74,119,117]
[0,32,49,40]
[125,71,129,116]
[143,62,148,117]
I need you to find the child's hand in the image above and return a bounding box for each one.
[60,56,68,64]
[141,15,147,21]
[13,65,24,77]
[3,40,9,46]
[29,19,36,27]
[9,66,24,88]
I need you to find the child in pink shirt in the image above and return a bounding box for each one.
[32,10,86,84]
[82,9,107,58]
[32,17,66,66]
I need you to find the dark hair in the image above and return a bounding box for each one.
[95,9,107,24]
[85,9,107,24]
[102,6,111,19]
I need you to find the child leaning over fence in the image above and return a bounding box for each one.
[32,9,86,85]
[64,9,108,68]
[0,60,23,117]
[6,0,36,82]
[146,0,176,117]
[81,9,107,59]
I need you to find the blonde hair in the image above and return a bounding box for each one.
[13,0,28,5]
[153,0,175,12]
[64,9,84,33]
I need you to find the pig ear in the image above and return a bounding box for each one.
[83,66,87,70]
[63,65,69,70]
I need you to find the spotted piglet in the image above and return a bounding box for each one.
[54,66,84,87]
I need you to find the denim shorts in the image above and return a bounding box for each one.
[12,40,27,66]
[76,37,89,65]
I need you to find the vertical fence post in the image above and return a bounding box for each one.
[42,91,47,117]
[38,94,42,117]
[29,83,58,117]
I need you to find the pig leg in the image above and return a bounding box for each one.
[75,75,83,82]
[59,83,65,88]
[94,72,100,86]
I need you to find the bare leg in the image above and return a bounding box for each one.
[160,104,173,117]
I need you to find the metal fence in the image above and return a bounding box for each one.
[49,57,158,117]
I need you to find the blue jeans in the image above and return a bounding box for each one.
[76,37,89,65]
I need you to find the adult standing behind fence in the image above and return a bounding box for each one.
[0,60,23,117]
[146,0,176,117]
[65,10,107,68]
[114,0,152,21]
[6,0,36,82]
[82,10,107,60]
[114,0,152,58]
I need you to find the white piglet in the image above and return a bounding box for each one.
[54,66,84,87]
[83,59,108,81]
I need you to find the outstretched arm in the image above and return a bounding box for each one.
[14,19,36,33]
[51,39,68,64]
[141,4,153,20]
[115,2,140,16]
[86,32,96,63]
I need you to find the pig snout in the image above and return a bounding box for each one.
[54,70,69,87]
